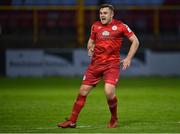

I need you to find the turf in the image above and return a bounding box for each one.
[0,76,180,133]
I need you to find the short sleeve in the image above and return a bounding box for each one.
[90,24,96,41]
[122,24,134,38]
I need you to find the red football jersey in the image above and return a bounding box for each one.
[90,19,134,65]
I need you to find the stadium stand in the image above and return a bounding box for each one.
[105,0,164,5]
[0,0,179,49]
[11,0,179,6]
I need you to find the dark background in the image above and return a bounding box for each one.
[0,0,179,76]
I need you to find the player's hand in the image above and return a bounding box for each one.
[88,47,94,58]
[121,57,131,70]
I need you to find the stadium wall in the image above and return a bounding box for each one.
[5,49,180,77]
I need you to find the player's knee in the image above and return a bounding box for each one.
[105,91,115,100]
[79,87,90,96]
[79,90,88,96]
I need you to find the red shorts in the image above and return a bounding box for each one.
[82,63,120,86]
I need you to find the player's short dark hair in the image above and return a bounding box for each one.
[99,4,114,12]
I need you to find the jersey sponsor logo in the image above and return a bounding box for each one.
[112,25,117,30]
[102,31,110,36]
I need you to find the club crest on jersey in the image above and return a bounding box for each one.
[112,25,117,30]
[102,31,110,36]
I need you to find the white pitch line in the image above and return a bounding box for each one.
[77,125,92,128]
[35,127,57,130]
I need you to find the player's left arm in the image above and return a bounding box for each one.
[122,34,139,70]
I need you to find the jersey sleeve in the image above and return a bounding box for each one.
[89,24,96,41]
[122,24,134,38]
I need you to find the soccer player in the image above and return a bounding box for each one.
[58,4,139,128]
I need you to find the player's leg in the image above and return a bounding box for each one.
[69,85,93,123]
[103,67,119,128]
[58,85,93,128]
[58,65,101,128]
[104,83,118,128]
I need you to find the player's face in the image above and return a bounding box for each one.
[99,7,114,25]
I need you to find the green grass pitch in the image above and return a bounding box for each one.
[0,76,180,133]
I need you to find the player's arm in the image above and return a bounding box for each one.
[87,38,95,57]
[122,34,139,70]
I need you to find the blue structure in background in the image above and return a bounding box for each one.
[11,0,165,6]
[11,0,76,5]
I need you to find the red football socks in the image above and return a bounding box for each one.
[69,94,87,122]
[69,94,117,123]
[107,96,118,119]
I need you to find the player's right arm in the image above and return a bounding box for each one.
[87,38,95,57]
[87,23,96,58]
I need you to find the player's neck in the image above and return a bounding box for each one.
[108,19,113,24]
